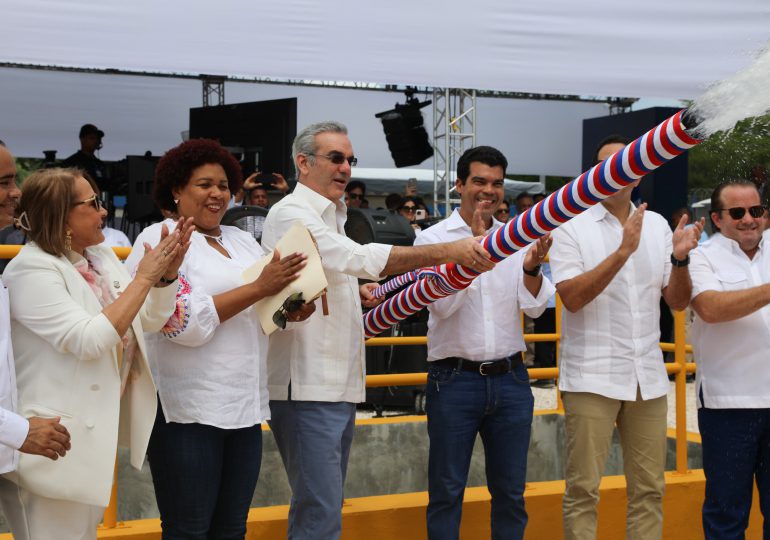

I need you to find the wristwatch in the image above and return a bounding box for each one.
[523,264,542,277]
[670,253,689,267]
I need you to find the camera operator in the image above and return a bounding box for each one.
[233,171,290,208]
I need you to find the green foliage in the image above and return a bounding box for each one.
[688,113,770,191]
[14,158,44,184]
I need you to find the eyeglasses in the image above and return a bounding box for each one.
[307,152,358,167]
[272,292,306,330]
[495,208,510,214]
[72,194,103,212]
[715,205,767,220]
[347,192,364,200]
[400,206,417,214]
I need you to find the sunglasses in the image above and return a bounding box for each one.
[400,206,417,214]
[495,208,510,214]
[347,192,364,200]
[272,292,306,330]
[72,194,103,212]
[716,205,767,220]
[308,152,358,167]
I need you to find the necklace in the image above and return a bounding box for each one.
[198,231,224,246]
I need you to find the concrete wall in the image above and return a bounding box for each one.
[0,412,704,531]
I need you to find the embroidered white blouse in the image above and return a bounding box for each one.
[125,221,270,428]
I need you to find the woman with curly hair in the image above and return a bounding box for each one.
[125,139,316,538]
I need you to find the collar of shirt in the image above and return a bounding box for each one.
[293,182,347,228]
[445,208,503,234]
[710,230,764,259]
[589,200,637,223]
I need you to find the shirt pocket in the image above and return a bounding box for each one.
[716,271,748,291]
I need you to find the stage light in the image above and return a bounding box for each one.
[375,89,433,168]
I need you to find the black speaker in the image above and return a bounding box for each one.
[345,208,416,246]
[583,107,688,223]
[376,101,433,168]
[125,155,162,224]
[221,205,269,243]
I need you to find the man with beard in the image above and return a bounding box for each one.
[414,146,554,540]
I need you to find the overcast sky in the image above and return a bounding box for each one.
[0,68,683,178]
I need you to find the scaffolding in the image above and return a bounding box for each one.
[432,89,477,217]
[201,75,226,107]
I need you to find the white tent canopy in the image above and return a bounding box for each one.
[1,1,768,176]
[3,0,768,98]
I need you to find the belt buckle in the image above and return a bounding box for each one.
[479,361,494,376]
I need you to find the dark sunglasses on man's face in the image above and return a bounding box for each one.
[347,192,364,200]
[308,152,358,167]
[716,205,767,220]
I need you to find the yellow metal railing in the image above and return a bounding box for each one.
[0,244,697,527]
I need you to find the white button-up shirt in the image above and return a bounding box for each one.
[415,210,554,361]
[690,233,770,409]
[126,223,271,428]
[0,281,29,473]
[550,203,673,401]
[262,183,392,403]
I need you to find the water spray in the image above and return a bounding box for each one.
[363,43,770,338]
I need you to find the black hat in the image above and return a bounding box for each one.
[79,124,104,138]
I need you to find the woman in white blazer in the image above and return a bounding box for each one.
[0,168,192,540]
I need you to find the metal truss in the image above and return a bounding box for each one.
[432,89,477,217]
[201,75,226,106]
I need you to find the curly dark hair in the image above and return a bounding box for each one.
[154,139,243,212]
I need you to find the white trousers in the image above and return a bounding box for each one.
[0,476,104,540]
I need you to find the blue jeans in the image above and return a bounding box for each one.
[698,406,770,540]
[268,400,356,540]
[147,402,263,540]
[425,360,534,540]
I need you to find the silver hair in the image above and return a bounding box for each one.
[292,121,348,178]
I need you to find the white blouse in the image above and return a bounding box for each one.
[125,221,269,429]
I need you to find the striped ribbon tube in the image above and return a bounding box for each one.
[370,270,417,297]
[364,109,701,338]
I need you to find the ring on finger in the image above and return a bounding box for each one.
[162,249,169,257]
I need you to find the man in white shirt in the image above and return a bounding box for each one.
[261,121,495,540]
[688,179,770,539]
[549,135,703,540]
[415,146,554,540]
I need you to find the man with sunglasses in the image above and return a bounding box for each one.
[344,180,366,209]
[550,135,704,540]
[261,121,495,540]
[688,179,770,539]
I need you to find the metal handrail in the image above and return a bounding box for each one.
[0,244,695,527]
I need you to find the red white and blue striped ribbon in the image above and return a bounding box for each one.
[363,109,700,338]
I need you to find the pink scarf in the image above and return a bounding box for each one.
[73,253,139,398]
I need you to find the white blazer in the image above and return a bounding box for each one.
[2,243,176,507]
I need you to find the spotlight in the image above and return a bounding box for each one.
[375,89,433,168]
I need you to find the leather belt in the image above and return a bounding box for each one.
[431,355,522,376]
